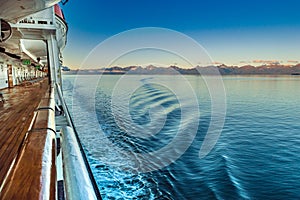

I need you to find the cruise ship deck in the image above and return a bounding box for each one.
[0,78,56,198]
[0,1,101,199]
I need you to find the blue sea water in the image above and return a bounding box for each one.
[63,75,300,200]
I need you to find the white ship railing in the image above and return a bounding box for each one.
[56,83,102,200]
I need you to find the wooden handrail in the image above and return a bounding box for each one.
[32,109,56,132]
[0,84,57,200]
[0,129,56,200]
[37,98,55,111]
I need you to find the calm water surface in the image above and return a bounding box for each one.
[63,75,300,200]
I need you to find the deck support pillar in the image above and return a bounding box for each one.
[47,34,60,86]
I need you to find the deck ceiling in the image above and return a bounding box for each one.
[0,27,49,65]
[21,39,47,64]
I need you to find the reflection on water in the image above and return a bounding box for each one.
[63,75,300,200]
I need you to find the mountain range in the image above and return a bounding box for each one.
[65,64,300,75]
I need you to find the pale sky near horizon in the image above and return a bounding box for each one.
[61,0,300,69]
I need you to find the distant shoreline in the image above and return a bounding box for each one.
[62,64,300,76]
[62,71,300,76]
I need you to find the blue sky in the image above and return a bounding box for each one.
[61,0,300,68]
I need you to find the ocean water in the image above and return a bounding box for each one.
[63,75,300,200]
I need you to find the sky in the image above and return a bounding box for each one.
[61,0,300,69]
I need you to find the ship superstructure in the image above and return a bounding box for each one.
[0,1,101,199]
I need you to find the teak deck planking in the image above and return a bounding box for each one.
[0,79,49,186]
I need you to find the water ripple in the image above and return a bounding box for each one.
[64,75,300,199]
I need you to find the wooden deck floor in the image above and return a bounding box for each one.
[0,79,49,185]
